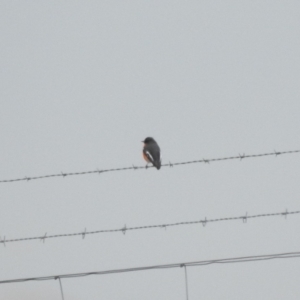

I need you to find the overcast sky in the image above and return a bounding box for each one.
[1,1,300,299]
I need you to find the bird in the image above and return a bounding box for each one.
[142,137,161,170]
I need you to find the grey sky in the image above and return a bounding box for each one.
[1,1,300,299]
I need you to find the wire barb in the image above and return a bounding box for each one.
[122,225,127,235]
[1,149,299,183]
[282,209,288,219]
[82,228,87,239]
[40,233,47,243]
[274,150,281,157]
[0,236,6,247]
[242,212,248,223]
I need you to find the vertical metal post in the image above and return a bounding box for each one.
[183,265,189,300]
[56,277,65,300]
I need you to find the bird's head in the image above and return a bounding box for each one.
[142,137,155,144]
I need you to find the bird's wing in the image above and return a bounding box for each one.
[145,150,154,163]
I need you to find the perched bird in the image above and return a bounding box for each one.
[142,137,161,170]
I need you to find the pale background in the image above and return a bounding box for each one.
[1,1,300,299]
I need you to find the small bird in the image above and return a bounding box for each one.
[142,137,161,170]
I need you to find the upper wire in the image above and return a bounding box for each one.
[0,149,299,183]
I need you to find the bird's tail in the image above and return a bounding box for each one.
[154,161,161,170]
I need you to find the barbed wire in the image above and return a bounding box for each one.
[0,149,299,184]
[0,250,299,284]
[0,209,298,246]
